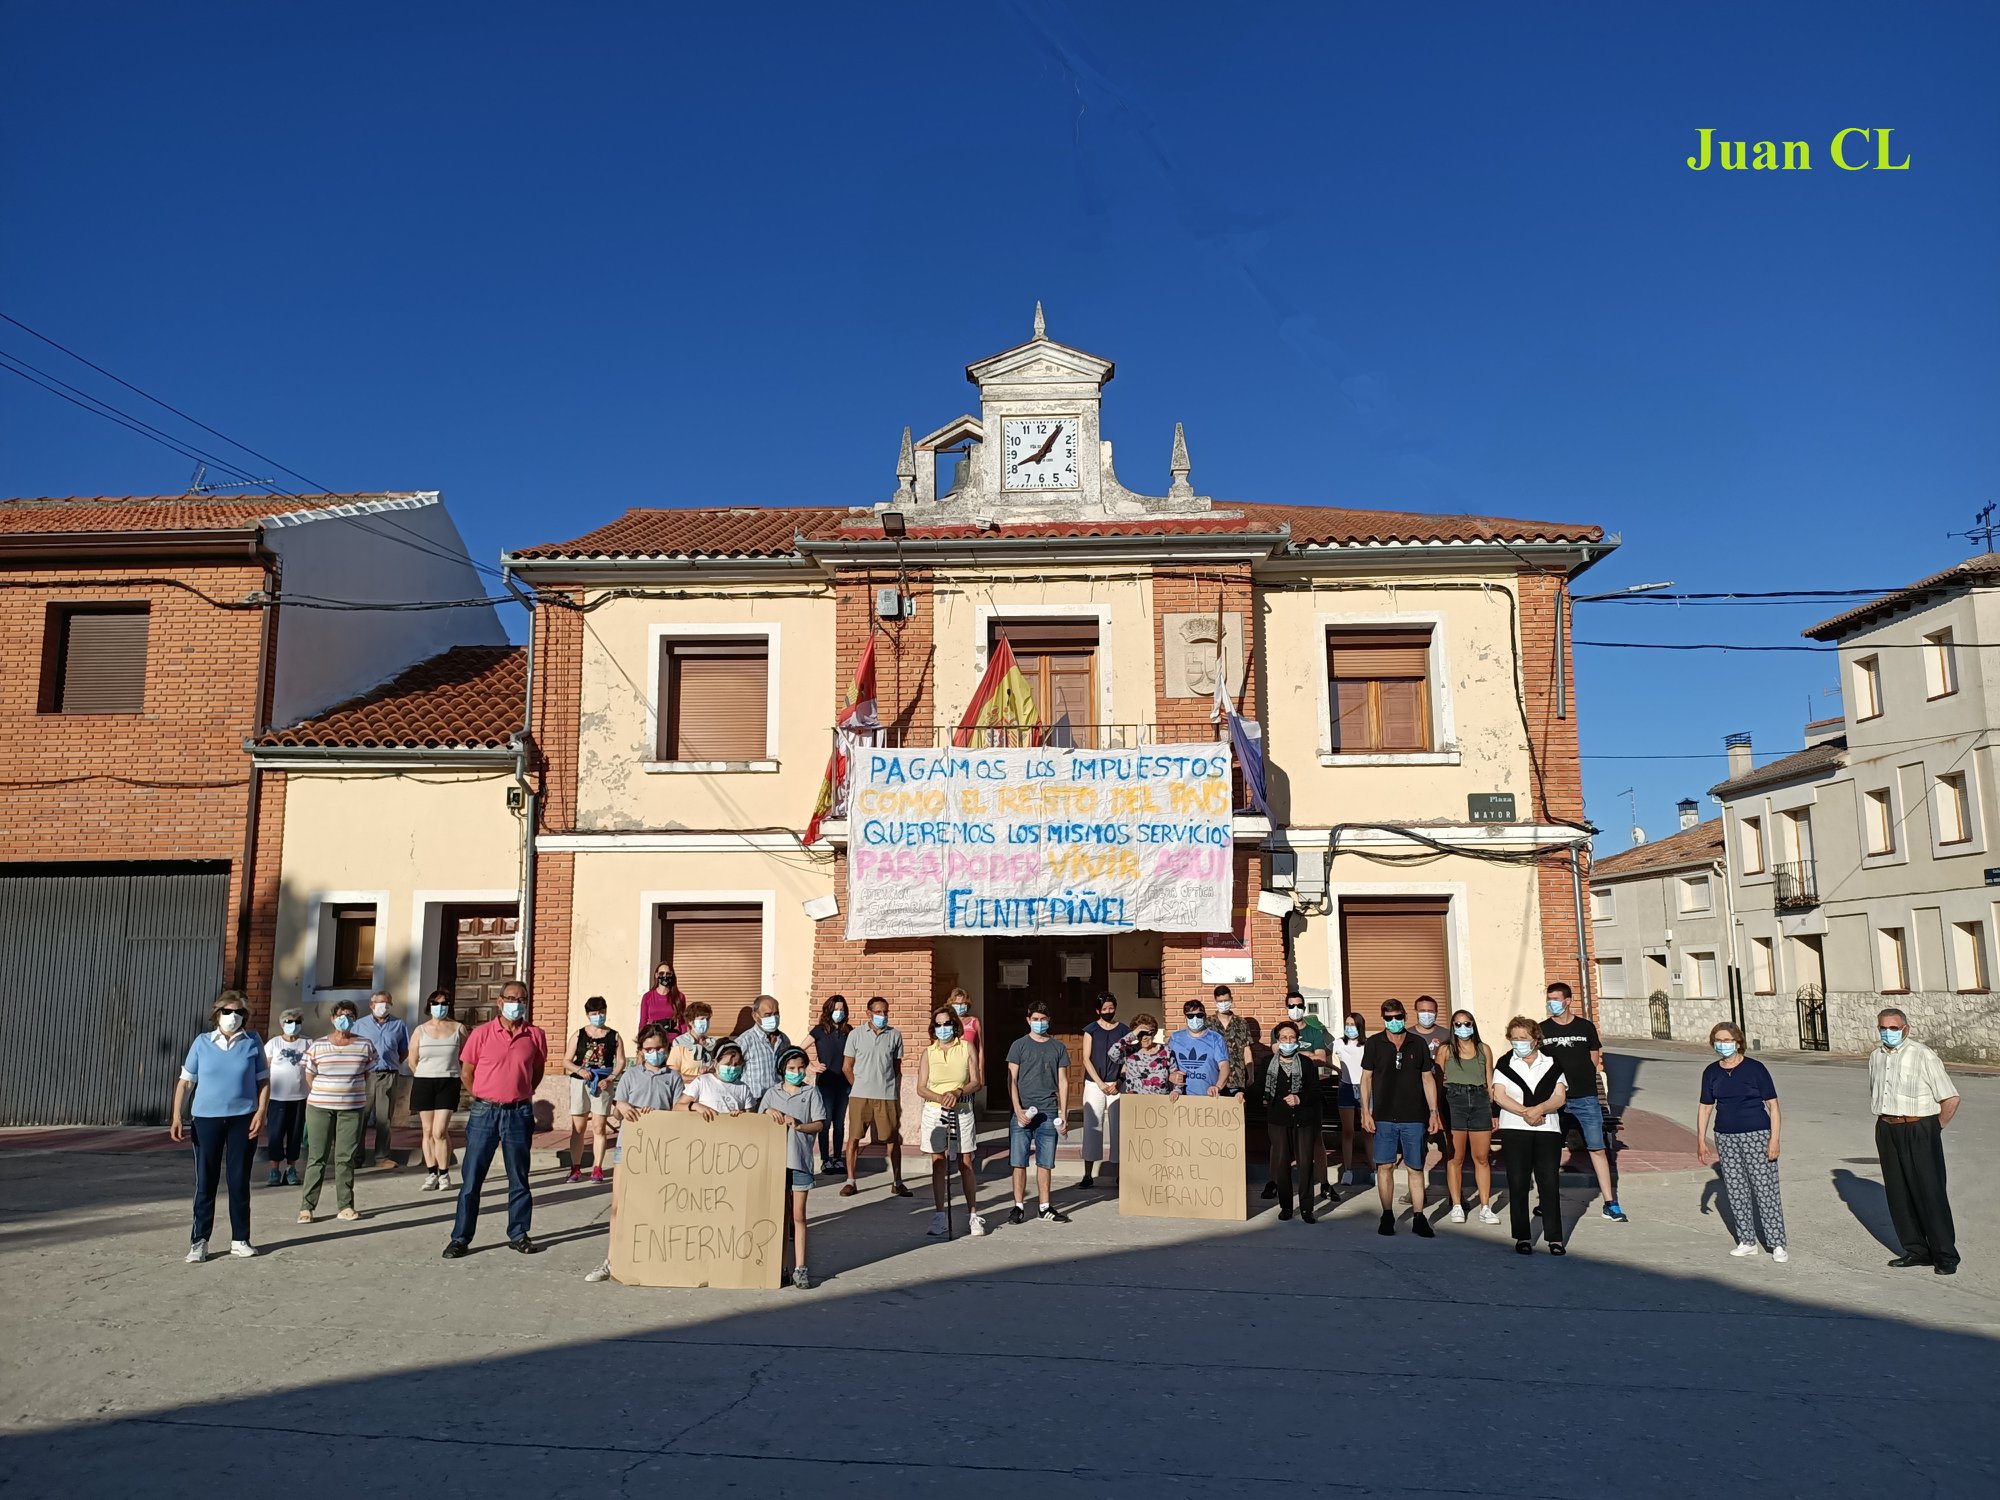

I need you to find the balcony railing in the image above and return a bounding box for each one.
[1773,860,1819,910]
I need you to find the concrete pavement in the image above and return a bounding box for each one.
[1,1043,1995,1497]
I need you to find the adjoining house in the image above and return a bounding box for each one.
[0,492,502,1125]
[504,312,1612,1124]
[1709,554,2000,1061]
[252,645,528,1034]
[1587,803,1729,1042]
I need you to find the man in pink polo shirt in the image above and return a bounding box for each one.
[443,980,548,1259]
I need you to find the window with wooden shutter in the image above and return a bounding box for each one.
[1326,629,1433,752]
[329,905,378,988]
[1339,897,1451,1014]
[659,906,764,1033]
[660,641,769,761]
[43,605,150,714]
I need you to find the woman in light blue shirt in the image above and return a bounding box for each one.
[170,989,270,1264]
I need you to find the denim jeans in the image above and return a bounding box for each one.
[191,1113,253,1244]
[452,1098,533,1244]
[265,1098,306,1163]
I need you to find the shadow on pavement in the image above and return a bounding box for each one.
[1832,1166,1904,1254]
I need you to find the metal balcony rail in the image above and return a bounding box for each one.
[1772,860,1819,910]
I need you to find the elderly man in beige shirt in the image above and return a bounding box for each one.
[1868,1007,1961,1275]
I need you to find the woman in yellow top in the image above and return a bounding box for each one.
[918,1005,985,1238]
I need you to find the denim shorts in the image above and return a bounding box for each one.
[1560,1092,1606,1152]
[788,1168,814,1192]
[1008,1113,1059,1170]
[1372,1119,1427,1169]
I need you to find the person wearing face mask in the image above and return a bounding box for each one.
[668,1001,719,1081]
[298,999,378,1225]
[1696,1021,1786,1262]
[1868,1008,1960,1274]
[408,990,468,1191]
[1110,1015,1176,1095]
[689,1043,759,1114]
[1359,999,1440,1238]
[442,981,547,1260]
[564,997,625,1185]
[809,996,853,1175]
[1262,1021,1325,1223]
[1407,996,1453,1185]
[1331,1013,1369,1187]
[171,990,270,1263]
[947,988,983,1072]
[582,1025,715,1286]
[1006,1003,1071,1224]
[1079,993,1130,1189]
[918,1005,985,1236]
[841,996,910,1198]
[354,991,411,1171]
[1541,982,1625,1223]
[763,1047,827,1289]
[1440,1010,1500,1226]
[262,1008,310,1188]
[638,962,687,1036]
[1211,985,1251,1101]
[1263,992,1331,1202]
[1168,1000,1230,1099]
[735,994,794,1100]
[1491,1017,1568,1255]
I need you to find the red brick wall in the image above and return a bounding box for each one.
[526,591,584,1028]
[530,850,574,1032]
[241,769,288,1028]
[1517,572,1593,1013]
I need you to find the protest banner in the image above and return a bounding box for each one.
[845,745,1234,939]
[609,1110,787,1288]
[1117,1093,1247,1221]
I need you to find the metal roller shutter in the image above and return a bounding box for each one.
[55,608,150,714]
[664,645,768,761]
[660,907,763,1034]
[1340,897,1452,1015]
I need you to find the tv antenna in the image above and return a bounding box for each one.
[1618,786,1644,846]
[1947,501,1997,553]
[186,463,276,495]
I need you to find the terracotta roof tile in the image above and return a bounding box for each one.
[1592,818,1725,880]
[511,502,1602,561]
[259,646,524,750]
[0,494,428,535]
[1804,553,2000,639]
[1709,738,1846,800]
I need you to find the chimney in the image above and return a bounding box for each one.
[1678,798,1700,830]
[1725,731,1753,782]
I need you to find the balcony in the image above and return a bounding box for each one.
[1772,860,1819,910]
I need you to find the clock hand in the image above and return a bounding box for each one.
[1022,426,1061,466]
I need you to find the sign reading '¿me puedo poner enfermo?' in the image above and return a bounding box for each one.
[609,1110,786,1289]
[846,746,1234,939]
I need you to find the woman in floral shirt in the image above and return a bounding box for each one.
[1111,1013,1179,1094]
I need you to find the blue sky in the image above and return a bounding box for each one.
[4,2,1995,848]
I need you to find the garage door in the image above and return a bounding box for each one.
[1340,897,1452,1015]
[0,865,229,1125]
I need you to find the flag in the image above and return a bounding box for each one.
[1211,639,1272,821]
[952,636,1040,747]
[805,636,879,845]
[1046,711,1074,749]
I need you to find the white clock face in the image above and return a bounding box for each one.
[1002,416,1080,490]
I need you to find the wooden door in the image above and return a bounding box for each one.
[442,907,520,1026]
[994,620,1098,747]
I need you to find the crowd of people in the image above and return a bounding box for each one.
[169,970,1966,1281]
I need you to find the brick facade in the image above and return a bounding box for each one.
[1517,571,1594,1014]
[526,591,584,1028]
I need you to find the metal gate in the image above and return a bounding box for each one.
[1796,984,1829,1052]
[1647,991,1672,1040]
[0,866,229,1125]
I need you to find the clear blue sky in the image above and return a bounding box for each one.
[4,3,1996,847]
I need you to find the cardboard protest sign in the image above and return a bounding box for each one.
[846,746,1234,939]
[1117,1093,1246,1221]
[609,1110,787,1289]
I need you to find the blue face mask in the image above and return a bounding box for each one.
[1511,1039,1534,1058]
[1343,1025,1359,1040]
[1029,1018,1050,1036]
[1276,1040,1301,1057]
[430,1005,449,1020]
[760,1014,780,1033]
[1452,1024,1475,1039]
[934,1024,955,1041]
[282,1021,301,1036]
[1714,1040,1738,1058]
[333,1015,355,1033]
[783,1069,806,1086]
[717,1064,744,1084]
[831,1009,846,1023]
[501,1002,525,1023]
[870,1013,888,1030]
[952,1001,969,1015]
[586,1013,606,1028]
[643,1048,666,1067]
[1547,998,1567,1016]
[692,1017,710,1036]
[1880,1028,1905,1048]
[1384,1018,1406,1034]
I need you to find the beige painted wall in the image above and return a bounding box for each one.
[1262,578,1536,826]
[272,769,523,1027]
[572,590,836,832]
[565,847,831,1040]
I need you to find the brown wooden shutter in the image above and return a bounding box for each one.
[1340,898,1451,1014]
[57,608,149,713]
[1327,630,1431,679]
[664,644,768,760]
[662,907,764,1032]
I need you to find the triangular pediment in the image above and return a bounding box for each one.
[966,336,1114,390]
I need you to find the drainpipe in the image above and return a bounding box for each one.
[504,566,539,997]
[233,549,281,996]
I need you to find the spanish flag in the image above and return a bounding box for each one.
[952,635,1041,747]
[804,636,879,846]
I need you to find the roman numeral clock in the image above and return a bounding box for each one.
[1002,416,1080,490]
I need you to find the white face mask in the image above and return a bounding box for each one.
[372,1003,390,1018]
[218,1013,244,1035]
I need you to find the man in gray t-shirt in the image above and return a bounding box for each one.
[841,997,910,1198]
[1006,1003,1071,1225]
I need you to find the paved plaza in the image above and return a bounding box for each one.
[1,1043,1995,1498]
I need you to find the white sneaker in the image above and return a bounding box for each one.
[439,1172,452,1190]
[421,1171,439,1192]
[1478,1204,1501,1225]
[584,1259,613,1283]
[228,1240,256,1258]
[184,1240,207,1264]
[1771,1246,1790,1263]
[1447,1205,1467,1224]
[926,1211,948,1237]
[1731,1241,1760,1257]
[968,1213,987,1237]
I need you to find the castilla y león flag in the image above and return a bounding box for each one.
[804,636,879,846]
[951,635,1041,747]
